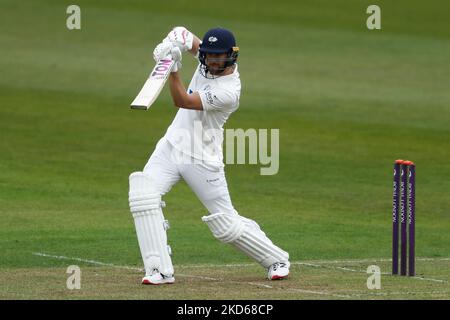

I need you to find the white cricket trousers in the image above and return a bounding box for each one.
[143,138,235,215]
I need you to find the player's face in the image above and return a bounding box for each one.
[206,53,228,74]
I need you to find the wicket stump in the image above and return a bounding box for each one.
[392,159,415,276]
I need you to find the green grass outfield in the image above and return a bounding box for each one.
[1,0,449,299]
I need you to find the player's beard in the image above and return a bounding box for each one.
[207,63,226,75]
[200,58,232,79]
[205,57,229,75]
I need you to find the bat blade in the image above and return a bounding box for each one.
[130,57,174,110]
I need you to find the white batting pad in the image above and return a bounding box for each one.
[202,212,289,268]
[129,172,173,276]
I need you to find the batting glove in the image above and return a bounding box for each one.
[170,46,182,73]
[153,41,172,62]
[163,26,193,52]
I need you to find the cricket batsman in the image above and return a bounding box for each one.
[128,26,290,285]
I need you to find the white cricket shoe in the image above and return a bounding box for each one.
[142,270,175,285]
[267,262,290,280]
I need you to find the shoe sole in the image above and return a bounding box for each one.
[142,279,175,285]
[270,274,289,280]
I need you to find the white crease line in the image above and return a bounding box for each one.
[33,252,448,284]
[178,274,219,281]
[347,290,450,298]
[286,288,351,299]
[33,252,142,271]
[32,252,281,290]
[297,257,450,264]
[35,252,444,299]
[180,263,256,268]
[181,260,448,284]
[247,282,273,289]
[176,257,450,269]
[238,269,351,299]
[295,262,448,283]
[299,262,391,276]
[31,253,350,298]
[32,252,219,281]
[412,276,448,283]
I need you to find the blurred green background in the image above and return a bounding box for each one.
[0,0,449,274]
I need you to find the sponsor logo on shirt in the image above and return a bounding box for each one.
[205,91,214,105]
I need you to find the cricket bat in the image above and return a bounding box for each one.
[130,56,175,110]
